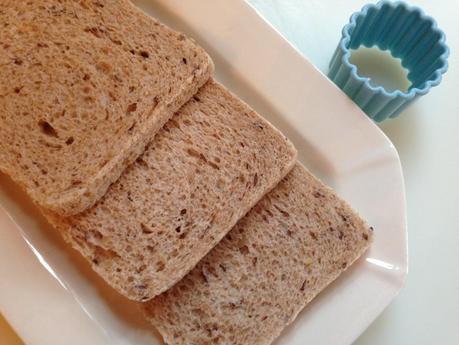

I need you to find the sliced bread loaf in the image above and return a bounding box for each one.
[144,163,373,345]
[0,0,213,215]
[45,79,297,301]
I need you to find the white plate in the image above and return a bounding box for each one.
[0,1,407,344]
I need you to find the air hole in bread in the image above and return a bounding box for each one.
[38,120,58,137]
[84,26,101,38]
[110,37,122,45]
[126,102,137,114]
[136,157,148,168]
[137,264,147,273]
[65,137,74,145]
[140,223,152,235]
[96,61,111,73]
[93,231,103,240]
[127,121,136,132]
[83,95,94,103]
[216,178,225,189]
[186,148,200,158]
[239,245,249,255]
[140,51,149,58]
[274,204,290,218]
[208,161,219,170]
[156,261,165,272]
[70,179,82,186]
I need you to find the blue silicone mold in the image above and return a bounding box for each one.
[328,1,449,122]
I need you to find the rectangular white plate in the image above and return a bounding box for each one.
[0,1,407,345]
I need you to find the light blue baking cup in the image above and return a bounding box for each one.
[328,1,449,122]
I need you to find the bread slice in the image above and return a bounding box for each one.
[45,79,297,301]
[0,0,213,215]
[144,163,373,345]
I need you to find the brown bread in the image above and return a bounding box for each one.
[145,163,372,345]
[0,0,213,215]
[46,79,297,301]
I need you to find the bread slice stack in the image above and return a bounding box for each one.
[145,164,373,344]
[46,79,297,301]
[0,1,373,344]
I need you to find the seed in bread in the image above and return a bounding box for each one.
[45,79,297,301]
[144,163,373,345]
[0,0,213,215]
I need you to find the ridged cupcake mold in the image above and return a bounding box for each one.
[328,1,449,122]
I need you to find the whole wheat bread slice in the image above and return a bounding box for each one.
[0,0,213,215]
[46,79,297,301]
[144,163,373,345]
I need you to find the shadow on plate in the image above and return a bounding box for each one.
[379,104,421,160]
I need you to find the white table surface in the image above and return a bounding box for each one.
[247,0,459,344]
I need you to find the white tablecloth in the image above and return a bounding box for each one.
[247,1,459,344]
